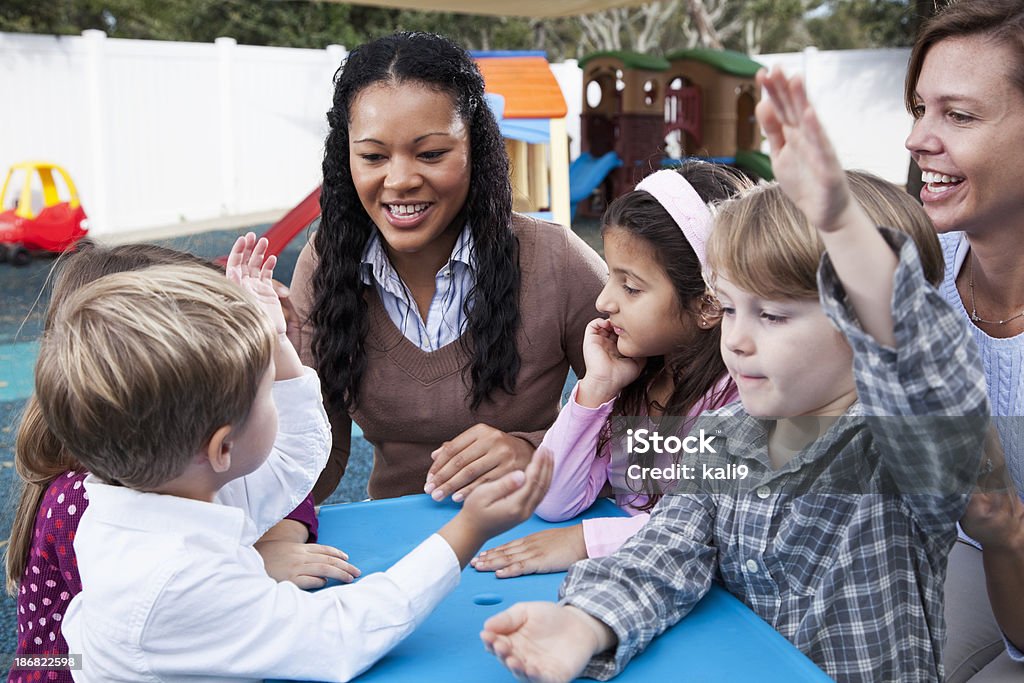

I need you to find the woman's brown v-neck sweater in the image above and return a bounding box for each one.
[289,213,607,501]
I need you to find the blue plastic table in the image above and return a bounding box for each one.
[278,496,832,682]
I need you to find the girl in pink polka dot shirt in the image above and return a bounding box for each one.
[8,434,85,683]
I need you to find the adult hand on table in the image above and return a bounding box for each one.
[962,484,1024,550]
[471,524,587,578]
[481,603,615,683]
[425,423,534,503]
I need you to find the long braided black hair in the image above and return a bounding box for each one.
[312,32,519,413]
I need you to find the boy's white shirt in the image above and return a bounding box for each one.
[63,368,461,682]
[213,368,327,541]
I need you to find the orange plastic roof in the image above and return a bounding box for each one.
[476,57,567,119]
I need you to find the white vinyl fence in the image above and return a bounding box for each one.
[0,31,342,236]
[0,31,915,237]
[755,47,915,186]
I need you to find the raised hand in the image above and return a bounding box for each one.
[471,524,587,578]
[425,424,535,503]
[227,231,305,379]
[757,66,896,345]
[756,67,850,234]
[576,318,646,408]
[226,232,285,334]
[481,603,614,683]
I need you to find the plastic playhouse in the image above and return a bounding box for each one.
[0,161,89,265]
[573,48,773,218]
[476,52,571,226]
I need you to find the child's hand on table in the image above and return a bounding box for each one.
[481,603,615,683]
[254,538,361,589]
[576,318,645,408]
[438,448,553,568]
[254,518,360,589]
[470,524,586,578]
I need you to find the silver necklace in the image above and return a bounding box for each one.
[968,254,1024,325]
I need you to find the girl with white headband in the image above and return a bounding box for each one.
[472,161,749,577]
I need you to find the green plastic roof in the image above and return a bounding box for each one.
[579,51,670,72]
[665,48,763,77]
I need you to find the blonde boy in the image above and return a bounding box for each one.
[38,240,550,682]
[481,70,989,682]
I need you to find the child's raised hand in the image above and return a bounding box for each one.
[471,524,587,578]
[756,67,851,234]
[481,603,614,683]
[226,232,285,335]
[577,318,646,408]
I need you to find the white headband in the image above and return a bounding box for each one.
[635,170,713,267]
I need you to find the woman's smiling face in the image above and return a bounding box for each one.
[905,35,1024,233]
[349,81,472,266]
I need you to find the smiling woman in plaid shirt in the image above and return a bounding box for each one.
[480,69,991,682]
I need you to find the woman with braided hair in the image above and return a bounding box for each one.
[290,32,605,504]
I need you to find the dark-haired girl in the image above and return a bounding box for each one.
[472,162,748,578]
[289,32,605,503]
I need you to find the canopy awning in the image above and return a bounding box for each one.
[320,0,650,18]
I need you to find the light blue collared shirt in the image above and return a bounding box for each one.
[360,225,476,352]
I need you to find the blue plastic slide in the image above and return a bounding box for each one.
[569,151,622,219]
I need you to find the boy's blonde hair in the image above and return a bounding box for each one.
[35,264,275,490]
[707,171,943,299]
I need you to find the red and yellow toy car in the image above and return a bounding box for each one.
[0,161,89,266]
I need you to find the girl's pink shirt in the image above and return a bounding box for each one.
[535,377,738,558]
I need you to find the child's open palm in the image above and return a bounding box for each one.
[226,232,285,335]
[481,603,609,682]
[756,67,850,233]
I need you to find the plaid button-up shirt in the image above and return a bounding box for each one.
[561,230,990,682]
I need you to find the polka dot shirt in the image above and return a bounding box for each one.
[9,471,86,683]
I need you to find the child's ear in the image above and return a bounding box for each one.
[694,293,723,330]
[204,425,234,474]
